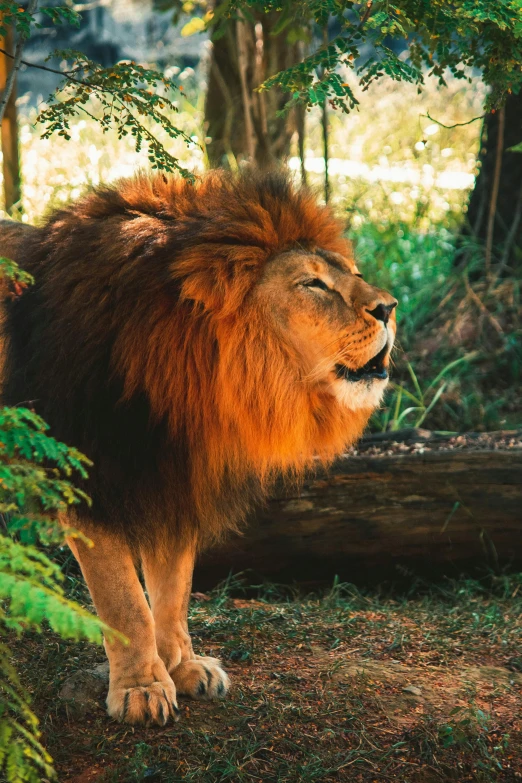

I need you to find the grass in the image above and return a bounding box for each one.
[12,571,522,782]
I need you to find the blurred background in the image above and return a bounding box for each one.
[1,0,521,435]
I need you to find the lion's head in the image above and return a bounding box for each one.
[253,246,396,413]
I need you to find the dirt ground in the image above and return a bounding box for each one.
[12,573,522,783]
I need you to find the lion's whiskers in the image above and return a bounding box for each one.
[301,337,361,384]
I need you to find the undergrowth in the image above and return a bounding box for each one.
[0,259,108,783]
[353,223,522,433]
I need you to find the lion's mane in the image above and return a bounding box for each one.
[2,170,368,548]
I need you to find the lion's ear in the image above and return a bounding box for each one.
[175,246,265,316]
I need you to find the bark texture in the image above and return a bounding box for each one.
[204,9,301,169]
[461,91,522,273]
[196,435,522,587]
[0,19,21,214]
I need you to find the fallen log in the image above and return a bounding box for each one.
[195,429,522,587]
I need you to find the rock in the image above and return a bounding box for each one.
[402,684,422,696]
[58,662,109,716]
[190,591,211,602]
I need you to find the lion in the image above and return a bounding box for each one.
[0,170,396,725]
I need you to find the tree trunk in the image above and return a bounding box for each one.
[204,9,301,169]
[195,431,522,588]
[460,91,522,274]
[0,18,21,215]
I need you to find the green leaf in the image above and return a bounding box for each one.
[36,50,196,179]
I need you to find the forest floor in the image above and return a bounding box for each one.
[13,573,522,783]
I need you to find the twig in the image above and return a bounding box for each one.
[360,1,374,25]
[436,283,458,311]
[0,46,99,88]
[0,0,38,123]
[422,110,486,130]
[485,107,505,274]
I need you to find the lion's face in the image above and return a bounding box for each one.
[254,247,397,413]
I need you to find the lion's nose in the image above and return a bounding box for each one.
[366,301,397,324]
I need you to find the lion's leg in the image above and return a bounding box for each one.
[141,542,230,701]
[67,528,179,725]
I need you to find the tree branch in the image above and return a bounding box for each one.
[422,110,486,130]
[0,46,167,119]
[0,47,95,88]
[0,0,38,124]
[360,1,374,25]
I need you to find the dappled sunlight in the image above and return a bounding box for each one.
[3,99,206,223]
[1,72,485,230]
[299,71,486,228]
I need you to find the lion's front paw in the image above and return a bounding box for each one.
[107,679,179,725]
[172,656,230,700]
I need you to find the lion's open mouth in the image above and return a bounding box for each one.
[335,343,389,383]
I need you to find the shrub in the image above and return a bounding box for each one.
[0,257,109,783]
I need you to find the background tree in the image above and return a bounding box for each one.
[460,92,522,275]
[204,6,304,169]
[177,0,522,269]
[159,0,309,169]
[0,15,21,214]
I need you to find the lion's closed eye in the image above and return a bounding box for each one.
[302,278,330,292]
